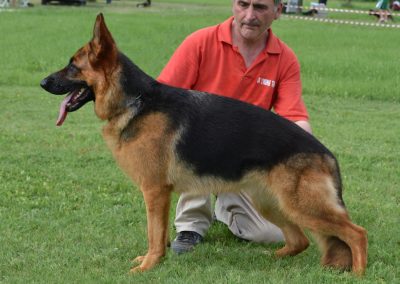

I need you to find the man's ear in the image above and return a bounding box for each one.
[274,3,283,20]
[90,13,118,64]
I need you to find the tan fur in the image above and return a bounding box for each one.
[315,235,353,271]
[104,112,174,187]
[103,112,175,273]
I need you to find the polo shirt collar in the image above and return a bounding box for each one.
[218,16,281,55]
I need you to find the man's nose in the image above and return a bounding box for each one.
[244,5,257,20]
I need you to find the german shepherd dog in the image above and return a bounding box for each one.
[40,14,367,275]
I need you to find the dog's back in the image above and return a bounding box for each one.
[167,88,332,179]
[113,53,339,187]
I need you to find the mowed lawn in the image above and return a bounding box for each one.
[0,1,399,283]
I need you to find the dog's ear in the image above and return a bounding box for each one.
[90,13,118,66]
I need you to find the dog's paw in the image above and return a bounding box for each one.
[132,255,146,264]
[275,244,308,258]
[275,246,292,258]
[128,254,162,273]
[129,265,145,274]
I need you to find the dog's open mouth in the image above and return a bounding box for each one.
[57,87,94,126]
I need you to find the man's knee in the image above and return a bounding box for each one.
[229,213,284,243]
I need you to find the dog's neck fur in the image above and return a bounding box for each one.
[118,53,155,98]
[104,52,159,141]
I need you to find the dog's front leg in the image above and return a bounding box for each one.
[130,184,172,273]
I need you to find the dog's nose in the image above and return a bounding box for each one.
[40,77,49,90]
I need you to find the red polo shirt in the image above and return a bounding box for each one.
[158,17,308,122]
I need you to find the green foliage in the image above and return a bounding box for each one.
[0,1,399,283]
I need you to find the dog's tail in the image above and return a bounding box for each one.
[326,155,346,208]
[312,156,353,271]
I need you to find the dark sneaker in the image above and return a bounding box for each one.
[171,231,203,254]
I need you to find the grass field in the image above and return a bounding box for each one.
[1,1,399,283]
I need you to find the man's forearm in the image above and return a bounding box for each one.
[295,120,312,134]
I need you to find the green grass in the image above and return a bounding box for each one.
[0,1,399,283]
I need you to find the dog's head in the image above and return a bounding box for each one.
[40,13,120,125]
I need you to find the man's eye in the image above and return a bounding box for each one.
[254,5,268,11]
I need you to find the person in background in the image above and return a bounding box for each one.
[376,0,390,23]
[136,0,151,8]
[391,0,400,11]
[158,0,312,254]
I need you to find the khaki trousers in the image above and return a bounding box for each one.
[175,192,284,243]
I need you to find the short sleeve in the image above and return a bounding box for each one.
[273,53,309,122]
[157,33,201,89]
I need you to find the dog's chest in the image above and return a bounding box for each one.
[102,112,176,186]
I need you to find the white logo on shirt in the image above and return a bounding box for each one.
[257,77,276,88]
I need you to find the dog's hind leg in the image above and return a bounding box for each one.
[312,234,352,271]
[269,166,368,275]
[130,184,172,273]
[249,194,309,257]
[308,219,367,275]
[299,188,367,274]
[275,223,309,257]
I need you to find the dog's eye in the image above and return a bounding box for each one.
[68,64,79,72]
[67,63,80,75]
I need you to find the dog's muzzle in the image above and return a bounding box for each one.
[40,74,95,126]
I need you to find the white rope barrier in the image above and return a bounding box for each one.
[284,4,400,17]
[283,14,400,28]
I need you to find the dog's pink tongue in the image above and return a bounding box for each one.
[56,94,73,126]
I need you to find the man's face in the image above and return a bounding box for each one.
[232,0,282,42]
